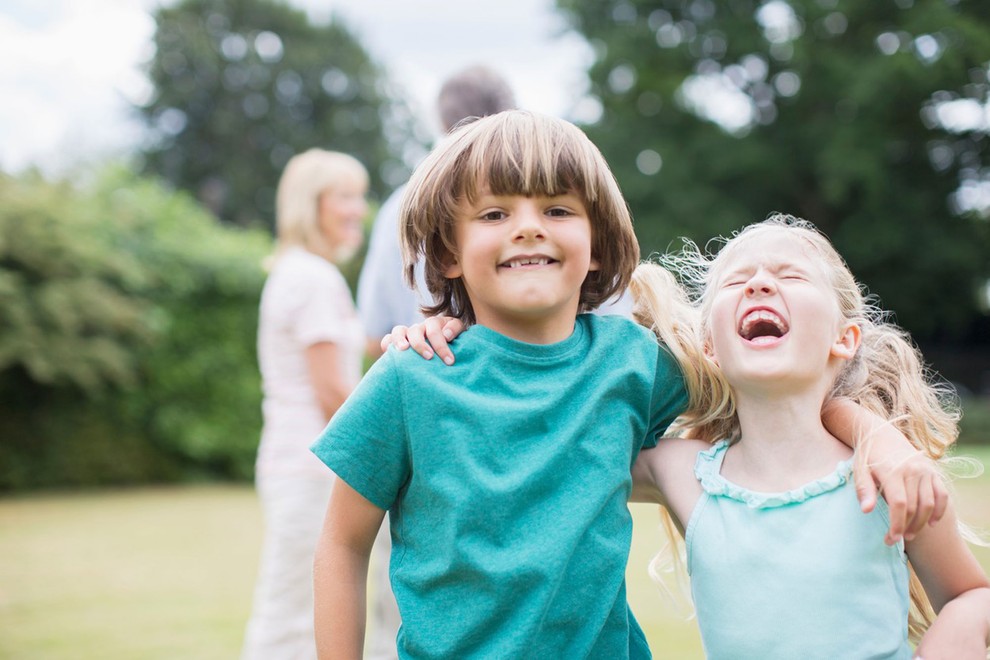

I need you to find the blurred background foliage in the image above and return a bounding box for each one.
[556,0,990,348]
[139,0,423,229]
[0,168,271,490]
[1,0,989,491]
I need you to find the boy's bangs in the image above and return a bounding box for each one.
[458,120,596,202]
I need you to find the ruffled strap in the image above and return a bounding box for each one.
[694,440,855,509]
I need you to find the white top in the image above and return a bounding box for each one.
[256,246,364,478]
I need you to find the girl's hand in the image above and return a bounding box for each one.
[380,316,465,365]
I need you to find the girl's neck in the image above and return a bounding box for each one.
[723,388,852,491]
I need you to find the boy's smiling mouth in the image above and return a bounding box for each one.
[738,307,789,344]
[500,255,558,269]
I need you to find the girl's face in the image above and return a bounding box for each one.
[706,230,859,395]
[318,181,368,263]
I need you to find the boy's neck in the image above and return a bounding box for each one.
[474,310,579,345]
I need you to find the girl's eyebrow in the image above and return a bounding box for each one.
[718,259,812,282]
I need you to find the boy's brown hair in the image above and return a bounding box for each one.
[399,110,640,324]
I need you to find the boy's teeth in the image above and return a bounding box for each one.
[507,257,548,268]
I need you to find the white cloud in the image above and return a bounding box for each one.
[0,0,592,175]
[0,0,155,174]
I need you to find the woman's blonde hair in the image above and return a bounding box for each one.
[272,148,368,263]
[632,213,966,643]
[399,110,640,324]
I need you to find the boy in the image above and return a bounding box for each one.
[311,110,685,658]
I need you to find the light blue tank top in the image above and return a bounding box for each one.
[686,441,912,660]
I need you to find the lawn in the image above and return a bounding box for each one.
[1,447,988,659]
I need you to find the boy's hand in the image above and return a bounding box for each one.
[381,316,464,365]
[854,448,948,546]
[822,397,949,545]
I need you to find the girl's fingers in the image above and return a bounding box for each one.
[405,322,433,360]
[383,325,410,352]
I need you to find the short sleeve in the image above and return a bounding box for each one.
[645,345,689,449]
[310,350,410,510]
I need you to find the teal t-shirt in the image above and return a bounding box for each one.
[311,314,687,659]
[687,441,912,660]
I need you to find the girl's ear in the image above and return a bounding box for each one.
[830,322,861,360]
[702,337,719,367]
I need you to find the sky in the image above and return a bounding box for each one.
[0,0,595,175]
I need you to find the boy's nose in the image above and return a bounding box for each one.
[512,208,546,241]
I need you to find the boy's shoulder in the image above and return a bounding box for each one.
[580,313,660,350]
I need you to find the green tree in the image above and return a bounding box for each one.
[138,0,421,229]
[557,0,990,345]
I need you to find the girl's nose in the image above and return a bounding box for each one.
[744,269,776,297]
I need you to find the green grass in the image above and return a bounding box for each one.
[1,447,988,659]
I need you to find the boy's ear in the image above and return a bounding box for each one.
[443,252,462,279]
[589,256,601,272]
[830,322,861,360]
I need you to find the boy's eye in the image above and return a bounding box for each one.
[480,210,506,221]
[547,207,572,217]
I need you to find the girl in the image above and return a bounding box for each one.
[630,215,990,658]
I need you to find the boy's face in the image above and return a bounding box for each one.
[445,190,599,343]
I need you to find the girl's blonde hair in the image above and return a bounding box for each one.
[272,148,368,264]
[399,110,640,324]
[632,213,965,643]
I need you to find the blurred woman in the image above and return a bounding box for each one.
[242,149,398,660]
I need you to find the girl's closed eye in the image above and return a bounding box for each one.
[720,274,749,288]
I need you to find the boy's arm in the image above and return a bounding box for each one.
[822,398,949,545]
[314,478,387,660]
[906,500,990,658]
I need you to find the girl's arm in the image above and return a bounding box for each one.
[307,342,354,421]
[906,501,990,659]
[630,437,708,534]
[313,478,387,660]
[381,316,464,365]
[822,398,949,544]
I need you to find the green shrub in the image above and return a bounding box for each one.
[0,166,272,491]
